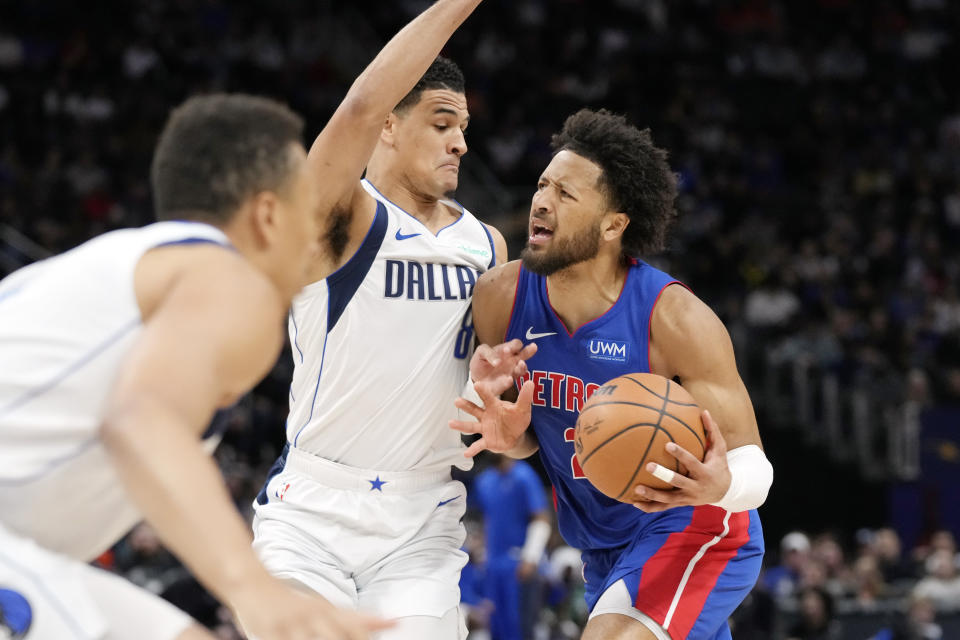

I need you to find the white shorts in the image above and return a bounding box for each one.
[0,523,193,640]
[252,446,468,621]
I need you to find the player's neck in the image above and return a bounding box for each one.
[545,256,628,333]
[364,168,455,231]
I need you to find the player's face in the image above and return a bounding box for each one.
[521,150,608,275]
[391,90,469,199]
[274,144,321,293]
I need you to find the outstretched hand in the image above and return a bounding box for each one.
[470,339,537,396]
[630,410,733,513]
[232,572,394,640]
[450,378,535,457]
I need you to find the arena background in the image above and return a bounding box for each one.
[2,1,959,638]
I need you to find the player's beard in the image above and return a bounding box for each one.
[520,223,602,276]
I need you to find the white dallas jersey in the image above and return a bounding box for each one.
[286,179,496,471]
[0,221,230,561]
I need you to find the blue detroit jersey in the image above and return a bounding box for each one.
[504,259,681,551]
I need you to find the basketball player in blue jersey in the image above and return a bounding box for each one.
[250,1,534,638]
[452,109,774,640]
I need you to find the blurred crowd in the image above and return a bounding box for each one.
[2,0,958,405]
[751,526,960,640]
[3,0,960,638]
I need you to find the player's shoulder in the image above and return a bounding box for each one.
[139,242,280,321]
[650,282,731,364]
[476,259,522,299]
[473,260,523,343]
[652,283,720,332]
[479,223,508,266]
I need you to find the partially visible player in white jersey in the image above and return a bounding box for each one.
[0,1,492,638]
[252,49,536,640]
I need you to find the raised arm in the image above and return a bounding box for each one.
[308,0,484,215]
[102,248,388,640]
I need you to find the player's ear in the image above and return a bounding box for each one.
[381,112,400,146]
[602,211,629,242]
[249,191,281,248]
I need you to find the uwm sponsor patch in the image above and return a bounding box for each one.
[586,338,629,362]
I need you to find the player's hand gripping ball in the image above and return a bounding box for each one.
[574,373,705,502]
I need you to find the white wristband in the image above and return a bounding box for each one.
[710,445,773,513]
[520,519,551,565]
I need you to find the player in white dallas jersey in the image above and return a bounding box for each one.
[0,1,490,638]
[283,179,493,468]
[252,56,534,640]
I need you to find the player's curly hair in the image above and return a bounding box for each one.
[151,93,304,223]
[394,56,465,114]
[551,109,677,257]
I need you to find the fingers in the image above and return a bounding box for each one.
[473,343,500,369]
[634,483,683,505]
[449,418,481,435]
[511,359,529,380]
[662,443,703,475]
[631,498,671,513]
[453,397,484,421]
[646,462,694,491]
[701,409,729,458]
[344,613,395,640]
[463,437,488,458]
[497,338,525,356]
[358,614,396,631]
[474,380,500,405]
[518,341,537,360]
[515,379,534,409]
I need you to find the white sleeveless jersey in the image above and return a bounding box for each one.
[0,221,230,561]
[286,180,496,471]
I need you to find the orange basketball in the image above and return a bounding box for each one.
[573,373,705,502]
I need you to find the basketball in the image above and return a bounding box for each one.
[573,373,706,502]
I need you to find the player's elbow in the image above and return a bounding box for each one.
[100,395,168,459]
[100,399,142,454]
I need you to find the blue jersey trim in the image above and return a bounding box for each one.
[151,237,233,250]
[326,203,388,331]
[480,223,496,269]
[362,179,466,238]
[294,327,329,447]
[0,548,89,638]
[0,317,139,420]
[291,203,386,447]
[0,284,24,306]
[256,443,290,505]
[435,199,467,235]
[289,309,304,364]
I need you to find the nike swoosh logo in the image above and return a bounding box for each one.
[437,496,461,507]
[395,229,422,241]
[526,327,558,340]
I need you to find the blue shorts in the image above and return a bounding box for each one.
[582,506,763,640]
